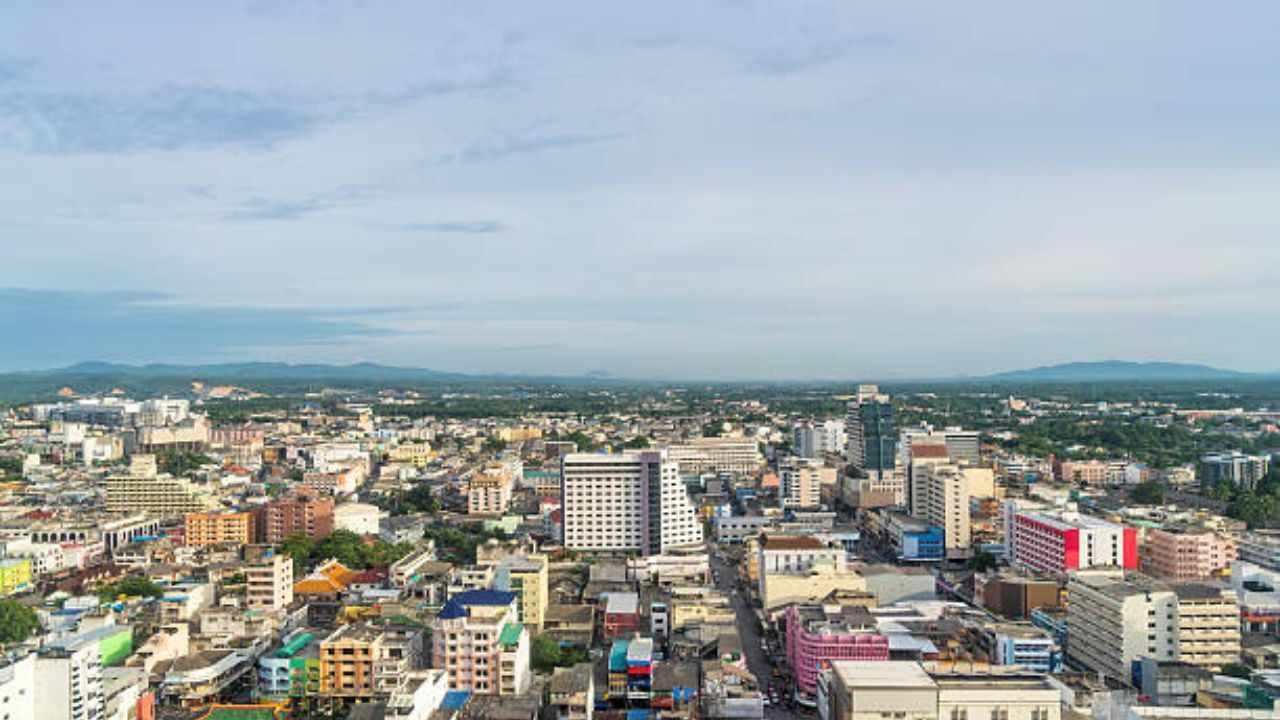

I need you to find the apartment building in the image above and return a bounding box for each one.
[560,451,702,555]
[1142,526,1235,580]
[1004,505,1138,574]
[1200,451,1270,491]
[37,627,110,720]
[245,550,293,613]
[319,623,425,700]
[432,590,531,696]
[468,465,515,516]
[665,437,761,476]
[253,491,335,544]
[780,458,834,509]
[1171,584,1241,670]
[494,555,549,631]
[104,462,215,517]
[1239,531,1280,572]
[183,511,254,547]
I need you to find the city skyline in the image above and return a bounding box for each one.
[5,3,1280,378]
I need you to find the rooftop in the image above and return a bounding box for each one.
[829,660,935,689]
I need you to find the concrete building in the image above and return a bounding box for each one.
[665,438,762,476]
[757,534,845,596]
[37,627,110,720]
[819,661,1061,720]
[1066,571,1177,681]
[334,502,381,536]
[104,471,215,518]
[319,623,425,701]
[846,388,896,475]
[1142,526,1235,581]
[0,653,35,720]
[1170,584,1241,671]
[884,512,944,563]
[918,464,972,553]
[1200,452,1270,491]
[795,420,847,459]
[468,465,515,516]
[254,490,335,544]
[245,550,293,613]
[432,589,531,696]
[780,458,834,509]
[183,511,254,547]
[786,604,889,703]
[548,663,594,720]
[560,451,702,555]
[1239,531,1280,573]
[494,554,549,631]
[1004,505,1138,574]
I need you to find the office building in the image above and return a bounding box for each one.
[183,511,254,547]
[918,464,971,552]
[846,388,896,474]
[104,460,215,517]
[795,420,847,459]
[1200,451,1270,491]
[432,590,531,696]
[1003,505,1138,574]
[884,512,944,563]
[818,661,1061,720]
[560,451,702,555]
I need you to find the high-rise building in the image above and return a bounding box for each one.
[918,464,971,552]
[845,386,895,474]
[36,627,111,720]
[253,491,335,544]
[468,465,515,515]
[1142,526,1236,581]
[780,458,834,509]
[560,451,702,555]
[795,420,846,459]
[432,590,531,696]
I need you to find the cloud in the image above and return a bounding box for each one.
[0,85,319,154]
[399,221,505,234]
[222,184,381,222]
[0,288,403,371]
[0,57,34,85]
[430,129,628,165]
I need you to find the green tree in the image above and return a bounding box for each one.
[1221,663,1253,680]
[98,576,163,604]
[483,437,508,453]
[157,450,215,477]
[1129,481,1166,506]
[623,436,651,449]
[0,599,39,643]
[280,534,316,576]
[530,634,585,672]
[968,550,999,573]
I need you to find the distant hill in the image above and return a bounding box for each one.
[984,360,1259,382]
[49,361,474,382]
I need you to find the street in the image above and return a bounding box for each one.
[710,549,806,720]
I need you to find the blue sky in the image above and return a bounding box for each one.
[3,2,1279,379]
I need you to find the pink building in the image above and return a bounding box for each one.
[784,604,888,702]
[1003,504,1138,574]
[1142,526,1236,580]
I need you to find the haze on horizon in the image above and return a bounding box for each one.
[3,3,1279,380]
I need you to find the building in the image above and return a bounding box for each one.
[1066,571,1241,680]
[319,623,425,701]
[780,458,834,509]
[37,627,111,720]
[1004,505,1138,574]
[846,388,896,475]
[884,512,944,563]
[254,492,335,544]
[334,502,381,536]
[560,451,702,555]
[0,558,32,595]
[900,425,981,468]
[907,443,953,518]
[819,661,1062,720]
[1200,452,1270,491]
[602,593,642,640]
[494,555,549,631]
[712,515,770,543]
[917,464,972,553]
[665,438,762,476]
[757,534,845,595]
[183,512,255,547]
[795,420,847,459]
[1142,526,1235,581]
[0,653,35,720]
[548,663,593,720]
[105,469,215,518]
[245,550,293,613]
[468,466,515,516]
[432,590,531,696]
[786,604,889,703]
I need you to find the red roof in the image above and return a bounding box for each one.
[911,444,950,459]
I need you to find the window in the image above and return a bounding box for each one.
[950,710,968,720]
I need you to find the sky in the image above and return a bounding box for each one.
[3,2,1280,380]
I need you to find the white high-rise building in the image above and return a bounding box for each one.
[36,627,109,720]
[780,458,834,509]
[560,451,703,555]
[794,421,846,459]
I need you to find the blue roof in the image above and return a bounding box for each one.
[438,599,467,620]
[441,691,471,711]
[451,589,516,607]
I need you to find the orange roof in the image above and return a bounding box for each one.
[760,473,780,489]
[293,576,343,595]
[762,535,824,551]
[911,444,950,459]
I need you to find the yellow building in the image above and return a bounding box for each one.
[0,558,32,595]
[506,555,549,630]
[388,442,435,467]
[184,511,255,547]
[496,426,542,443]
[762,560,867,611]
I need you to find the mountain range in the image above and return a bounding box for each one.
[981,360,1264,382]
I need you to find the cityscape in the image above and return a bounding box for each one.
[5,3,1280,720]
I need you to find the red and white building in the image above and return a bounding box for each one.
[1003,503,1137,574]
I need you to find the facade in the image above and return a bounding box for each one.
[104,475,214,517]
[253,492,335,544]
[1200,452,1270,491]
[1239,531,1280,572]
[245,551,294,613]
[884,512,944,562]
[794,420,846,459]
[559,451,702,555]
[918,464,971,552]
[1142,526,1235,580]
[846,392,896,475]
[786,604,889,702]
[665,438,762,476]
[468,466,515,516]
[780,458,834,509]
[1171,584,1241,671]
[183,512,254,547]
[0,558,32,595]
[0,654,35,720]
[432,590,531,696]
[494,555,549,631]
[333,502,381,535]
[37,628,108,720]
[1066,571,1177,681]
[820,661,1061,720]
[757,535,845,595]
[1004,505,1137,574]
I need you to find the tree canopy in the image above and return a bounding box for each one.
[0,600,39,644]
[531,633,589,672]
[98,576,164,604]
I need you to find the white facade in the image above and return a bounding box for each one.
[0,654,35,720]
[560,451,702,555]
[1066,572,1177,681]
[919,464,971,552]
[665,438,761,476]
[780,458,833,509]
[334,502,382,536]
[245,552,294,612]
[36,636,105,720]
